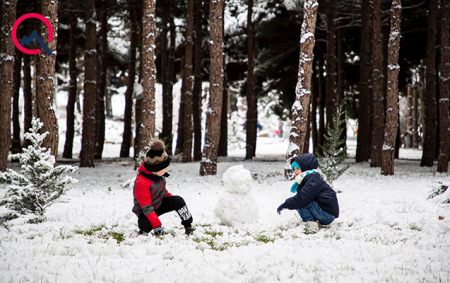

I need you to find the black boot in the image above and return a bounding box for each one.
[185,226,195,236]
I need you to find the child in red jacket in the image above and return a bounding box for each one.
[132,140,194,236]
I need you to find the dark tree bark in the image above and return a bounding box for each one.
[412,83,419,148]
[120,0,138,158]
[182,0,195,162]
[175,56,186,155]
[437,0,450,172]
[326,9,337,129]
[159,1,171,151]
[311,58,318,154]
[218,4,228,158]
[356,0,372,162]
[95,0,108,159]
[200,0,224,176]
[81,0,97,167]
[36,0,59,161]
[337,28,346,148]
[12,47,23,155]
[165,12,176,155]
[371,0,385,168]
[22,53,32,149]
[0,0,17,171]
[63,12,78,159]
[245,0,257,160]
[138,0,157,156]
[381,0,401,176]
[406,86,413,147]
[421,0,438,167]
[285,0,318,180]
[192,0,204,161]
[317,52,325,156]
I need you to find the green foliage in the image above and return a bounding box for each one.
[316,105,350,187]
[0,117,78,223]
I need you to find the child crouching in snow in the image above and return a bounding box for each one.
[132,140,194,236]
[277,153,339,233]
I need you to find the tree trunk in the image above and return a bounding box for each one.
[0,0,17,171]
[371,0,384,168]
[245,0,257,160]
[120,0,137,158]
[138,0,157,157]
[80,0,97,167]
[421,0,438,167]
[356,0,372,162]
[95,0,108,159]
[337,28,346,148]
[285,0,319,180]
[381,0,401,176]
[193,0,203,161]
[175,56,186,155]
[199,0,224,176]
[159,1,171,151]
[311,58,318,154]
[406,86,413,148]
[182,0,195,162]
[63,12,77,159]
[165,12,176,155]
[12,47,23,155]
[412,83,419,148]
[36,0,59,161]
[318,53,325,156]
[135,0,143,164]
[437,0,450,172]
[22,54,32,148]
[325,9,337,129]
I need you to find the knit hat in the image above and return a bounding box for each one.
[144,140,171,172]
[291,160,301,172]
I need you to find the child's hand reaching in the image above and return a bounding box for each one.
[154,226,165,236]
[277,203,286,215]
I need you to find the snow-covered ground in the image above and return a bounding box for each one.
[2,84,448,282]
[1,151,449,282]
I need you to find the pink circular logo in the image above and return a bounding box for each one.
[12,13,54,55]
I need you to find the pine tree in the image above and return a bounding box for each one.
[0,117,78,222]
[316,105,350,187]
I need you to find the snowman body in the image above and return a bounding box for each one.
[213,165,259,226]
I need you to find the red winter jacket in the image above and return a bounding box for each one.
[132,162,172,228]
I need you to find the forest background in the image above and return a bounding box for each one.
[0,0,449,177]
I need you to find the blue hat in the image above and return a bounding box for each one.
[291,161,301,172]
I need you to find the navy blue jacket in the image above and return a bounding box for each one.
[284,153,339,218]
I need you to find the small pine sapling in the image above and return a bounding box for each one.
[316,104,350,187]
[0,117,78,223]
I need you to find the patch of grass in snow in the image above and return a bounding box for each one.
[74,225,125,244]
[409,223,422,231]
[204,230,223,237]
[255,235,274,243]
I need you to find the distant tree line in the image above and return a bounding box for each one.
[1,0,449,176]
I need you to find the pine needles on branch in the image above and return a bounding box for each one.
[0,117,78,224]
[316,104,350,187]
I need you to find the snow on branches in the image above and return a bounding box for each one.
[0,117,78,224]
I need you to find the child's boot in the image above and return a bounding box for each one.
[185,226,195,236]
[305,221,319,233]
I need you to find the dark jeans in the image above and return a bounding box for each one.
[138,196,193,233]
[297,201,335,225]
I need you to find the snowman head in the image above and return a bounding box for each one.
[222,164,253,194]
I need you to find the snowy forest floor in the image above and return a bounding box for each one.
[1,150,449,282]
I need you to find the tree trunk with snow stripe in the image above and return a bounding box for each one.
[437,0,450,173]
[36,0,59,163]
[183,0,195,162]
[200,0,224,176]
[285,0,319,180]
[139,0,157,159]
[0,0,17,172]
[381,0,401,176]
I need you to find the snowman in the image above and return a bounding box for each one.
[213,164,259,227]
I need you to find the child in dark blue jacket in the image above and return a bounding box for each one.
[277,153,339,232]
